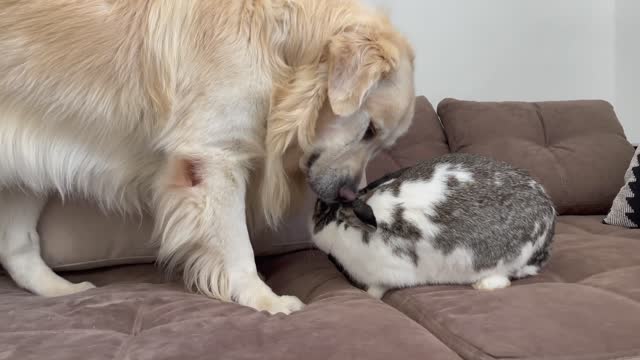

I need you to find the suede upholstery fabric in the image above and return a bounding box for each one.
[38,197,157,271]
[438,99,635,215]
[383,216,640,360]
[2,217,639,360]
[0,251,460,360]
[4,97,639,360]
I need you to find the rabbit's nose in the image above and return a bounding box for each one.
[339,186,357,202]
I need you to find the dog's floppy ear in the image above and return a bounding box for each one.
[327,29,399,116]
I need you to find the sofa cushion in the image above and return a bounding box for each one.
[37,197,157,271]
[367,96,449,181]
[383,215,640,360]
[604,147,640,228]
[38,195,323,272]
[0,250,461,360]
[438,99,635,215]
[37,185,359,271]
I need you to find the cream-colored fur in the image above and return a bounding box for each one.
[0,0,415,314]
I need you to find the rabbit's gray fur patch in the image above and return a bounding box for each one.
[311,153,556,296]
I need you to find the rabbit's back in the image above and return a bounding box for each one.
[363,153,555,284]
[312,153,556,297]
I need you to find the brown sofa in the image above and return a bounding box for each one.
[1,97,639,360]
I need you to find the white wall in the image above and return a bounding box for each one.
[616,0,640,144]
[365,0,638,143]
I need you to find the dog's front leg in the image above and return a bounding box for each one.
[153,152,304,315]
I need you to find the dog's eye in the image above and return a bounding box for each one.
[362,121,377,141]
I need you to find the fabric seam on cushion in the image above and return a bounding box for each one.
[533,103,571,212]
[552,236,640,252]
[578,265,640,284]
[533,103,549,147]
[112,305,145,360]
[302,274,346,303]
[546,282,640,308]
[556,216,640,236]
[607,229,640,238]
[432,111,449,152]
[390,289,640,360]
[440,120,456,153]
[523,349,640,360]
[575,280,640,306]
[51,256,157,271]
[537,271,566,283]
[552,240,620,251]
[613,354,640,360]
[270,242,315,247]
[378,298,466,360]
[0,329,128,335]
[436,100,457,152]
[388,294,495,360]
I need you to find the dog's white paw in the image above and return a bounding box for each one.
[472,275,511,291]
[42,281,96,297]
[272,295,305,314]
[250,294,305,315]
[231,273,304,314]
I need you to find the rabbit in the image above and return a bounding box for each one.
[310,153,556,299]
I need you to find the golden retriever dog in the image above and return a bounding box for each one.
[0,0,415,314]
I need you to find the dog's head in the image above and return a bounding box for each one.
[303,26,415,204]
[263,13,415,226]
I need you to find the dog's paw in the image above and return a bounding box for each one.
[42,281,96,297]
[239,292,305,315]
[231,274,304,314]
[252,294,305,315]
[276,295,305,314]
[472,275,510,291]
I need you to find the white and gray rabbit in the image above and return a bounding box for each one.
[310,153,556,298]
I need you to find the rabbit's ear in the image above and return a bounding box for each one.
[342,200,377,232]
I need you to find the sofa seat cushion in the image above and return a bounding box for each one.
[0,250,461,360]
[383,216,640,360]
[438,99,635,215]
